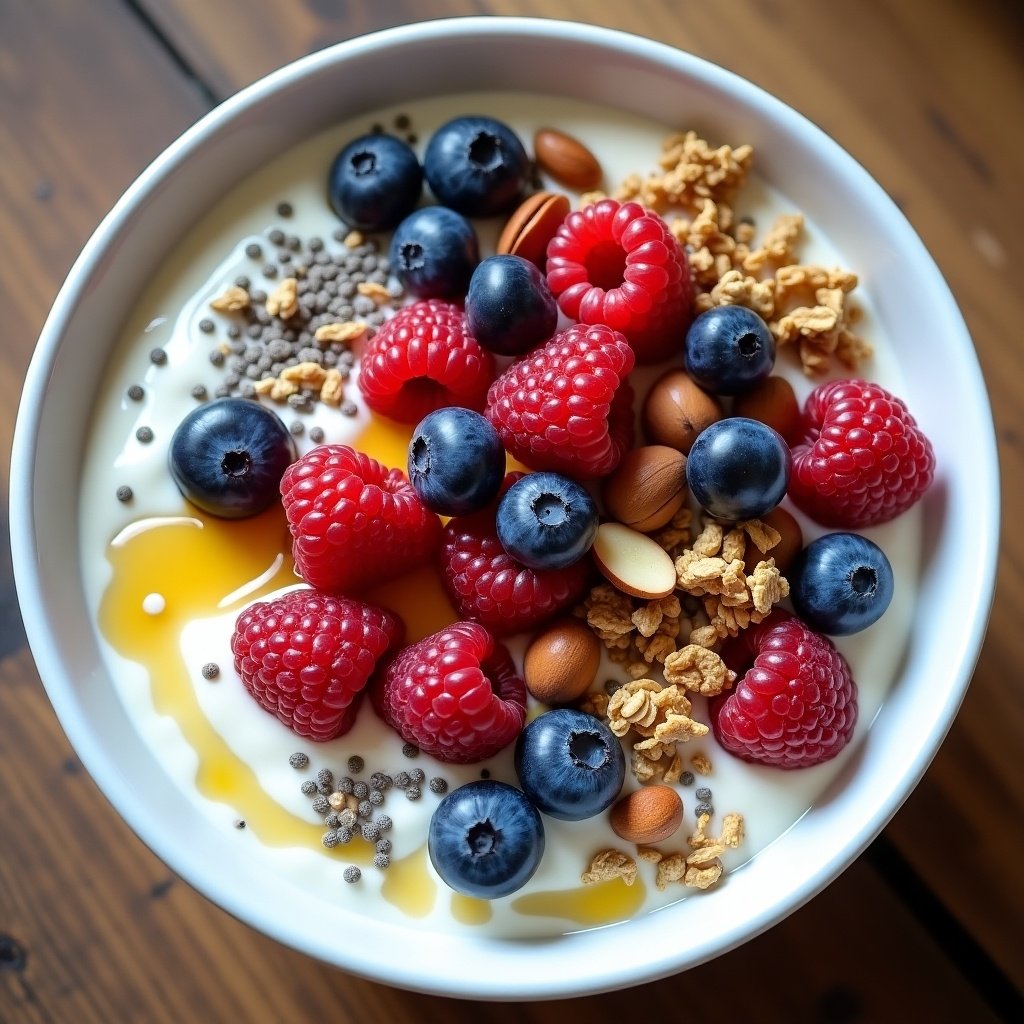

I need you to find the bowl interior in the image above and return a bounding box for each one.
[10,17,999,999]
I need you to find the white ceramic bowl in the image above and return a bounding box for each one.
[11,17,999,999]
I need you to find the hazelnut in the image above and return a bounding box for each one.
[592,522,677,600]
[524,618,602,705]
[642,369,724,454]
[743,506,804,574]
[733,375,802,446]
[609,785,683,845]
[602,445,687,533]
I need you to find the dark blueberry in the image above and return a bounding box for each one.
[465,255,558,356]
[514,708,625,821]
[389,206,479,300]
[427,780,544,899]
[168,397,296,519]
[408,407,504,516]
[789,532,894,635]
[686,417,790,521]
[327,133,422,232]
[423,115,530,217]
[495,471,598,570]
[684,306,776,395]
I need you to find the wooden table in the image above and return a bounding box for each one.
[2,1,1022,1020]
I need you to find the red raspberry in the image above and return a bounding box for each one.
[789,378,936,528]
[440,473,591,636]
[710,612,857,769]
[357,299,495,423]
[546,198,693,364]
[485,322,635,479]
[232,589,403,741]
[371,622,528,763]
[280,444,441,594]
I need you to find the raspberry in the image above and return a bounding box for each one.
[231,590,403,741]
[280,444,442,593]
[546,198,693,364]
[789,378,935,528]
[485,323,635,479]
[439,474,591,635]
[371,621,528,763]
[357,299,495,423]
[709,612,857,769]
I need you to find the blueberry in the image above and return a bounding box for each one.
[465,255,558,356]
[168,397,296,518]
[327,133,422,232]
[389,206,479,299]
[423,115,530,217]
[408,407,505,516]
[789,532,894,635]
[684,306,776,395]
[686,417,791,521]
[427,780,545,899]
[495,472,598,570]
[514,709,625,821]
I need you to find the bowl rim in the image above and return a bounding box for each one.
[10,15,1000,999]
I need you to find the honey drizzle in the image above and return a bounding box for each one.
[511,876,648,926]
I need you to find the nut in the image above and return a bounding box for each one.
[733,375,802,445]
[642,369,724,454]
[524,618,602,705]
[609,785,683,845]
[534,128,603,190]
[603,445,687,533]
[592,522,677,600]
[497,191,571,267]
[743,506,803,574]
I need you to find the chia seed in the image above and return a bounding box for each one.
[696,802,714,818]
[288,752,309,769]
[343,866,361,883]
[480,769,491,779]
[149,347,167,365]
[262,263,278,278]
[408,768,425,785]
[361,822,380,842]
[214,384,230,397]
[604,678,622,696]
[311,795,330,816]
[406,134,418,145]
[127,384,144,401]
[325,812,340,828]
[405,786,422,801]
[428,777,448,796]
[300,780,317,796]
[199,318,215,334]
[337,777,354,794]
[267,228,285,246]
[245,242,263,259]
[277,250,291,264]
[394,113,411,130]
[373,853,391,870]
[201,662,220,680]
[191,384,207,400]
[308,237,324,252]
[695,787,713,802]
[336,827,353,844]
[322,830,339,848]
[370,772,392,791]
[376,814,393,833]
[116,485,133,503]
[393,771,411,790]
[368,790,384,806]
[347,755,364,774]
[286,234,301,252]
[234,275,250,290]
[234,819,246,829]
[341,400,358,418]
[276,201,293,218]
[250,289,267,304]
[352,781,368,799]
[680,771,695,786]
[289,420,304,436]
[357,800,372,818]
[315,768,334,790]
[402,744,420,759]
[135,426,154,444]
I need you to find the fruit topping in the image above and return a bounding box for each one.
[683,305,776,395]
[423,115,530,217]
[709,611,858,769]
[545,197,693,364]
[788,531,894,635]
[358,299,495,424]
[388,206,479,299]
[686,417,791,521]
[485,322,635,479]
[465,254,558,356]
[371,621,527,763]
[427,779,545,899]
[168,397,296,519]
[514,707,626,821]
[326,132,423,232]
[407,407,505,516]
[789,378,936,528]
[231,589,403,741]
[280,443,442,594]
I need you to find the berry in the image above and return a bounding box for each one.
[231,590,403,741]
[514,708,625,820]
[485,322,635,479]
[371,621,527,763]
[465,254,558,356]
[168,397,296,519]
[788,532,894,635]
[545,198,693,364]
[280,444,442,593]
[440,473,591,636]
[408,407,504,516]
[327,133,422,232]
[686,417,791,521]
[709,612,858,769]
[389,206,479,300]
[495,471,597,570]
[423,115,530,217]
[684,305,776,395]
[427,780,544,899]
[358,299,494,424]
[789,379,936,528]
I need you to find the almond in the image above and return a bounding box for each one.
[592,522,677,600]
[733,375,802,446]
[533,128,603,190]
[610,785,683,845]
[523,617,602,705]
[642,369,724,455]
[497,191,571,267]
[602,445,687,533]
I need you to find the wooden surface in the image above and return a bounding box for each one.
[2,0,1022,1020]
